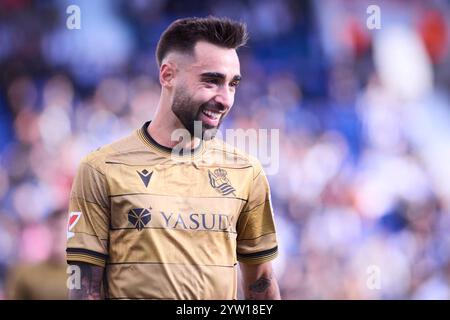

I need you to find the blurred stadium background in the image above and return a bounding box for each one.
[1,0,450,299]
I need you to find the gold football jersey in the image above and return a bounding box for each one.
[67,121,278,299]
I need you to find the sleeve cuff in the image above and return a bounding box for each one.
[67,248,107,268]
[237,246,278,264]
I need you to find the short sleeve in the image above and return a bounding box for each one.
[236,162,278,264]
[66,157,110,267]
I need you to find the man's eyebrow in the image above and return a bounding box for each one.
[200,72,226,79]
[200,72,242,82]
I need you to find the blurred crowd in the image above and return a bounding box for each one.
[1,0,450,299]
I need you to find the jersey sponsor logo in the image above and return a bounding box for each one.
[137,169,153,187]
[67,211,82,239]
[208,168,236,196]
[159,211,236,233]
[126,208,236,233]
[128,208,152,231]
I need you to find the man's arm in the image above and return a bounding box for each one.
[240,261,281,300]
[68,262,104,300]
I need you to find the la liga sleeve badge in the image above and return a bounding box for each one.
[67,211,82,239]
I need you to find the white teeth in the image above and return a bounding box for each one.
[203,109,220,120]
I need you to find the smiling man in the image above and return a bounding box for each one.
[67,16,280,300]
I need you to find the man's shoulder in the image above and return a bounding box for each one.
[80,130,143,171]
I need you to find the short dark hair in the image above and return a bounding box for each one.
[156,16,248,67]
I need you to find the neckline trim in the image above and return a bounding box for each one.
[139,121,205,158]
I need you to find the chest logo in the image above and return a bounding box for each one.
[208,168,236,196]
[137,169,153,187]
[128,208,151,231]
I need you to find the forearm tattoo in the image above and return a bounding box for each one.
[249,276,272,293]
[246,273,273,299]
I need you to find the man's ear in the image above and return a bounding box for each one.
[159,62,176,88]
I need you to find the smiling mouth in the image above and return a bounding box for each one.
[201,108,222,120]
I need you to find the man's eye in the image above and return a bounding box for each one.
[230,81,239,87]
[204,79,220,85]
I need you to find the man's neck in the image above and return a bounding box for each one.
[147,104,201,151]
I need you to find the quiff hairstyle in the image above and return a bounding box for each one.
[156,16,248,67]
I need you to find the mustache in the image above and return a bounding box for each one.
[200,100,226,112]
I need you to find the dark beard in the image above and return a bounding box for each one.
[171,88,226,140]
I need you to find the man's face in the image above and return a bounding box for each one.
[171,41,241,140]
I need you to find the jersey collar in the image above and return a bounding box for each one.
[138,121,207,159]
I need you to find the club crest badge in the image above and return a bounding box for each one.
[208,168,236,196]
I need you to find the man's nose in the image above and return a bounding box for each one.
[214,86,234,110]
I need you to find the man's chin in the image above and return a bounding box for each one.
[190,118,221,140]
